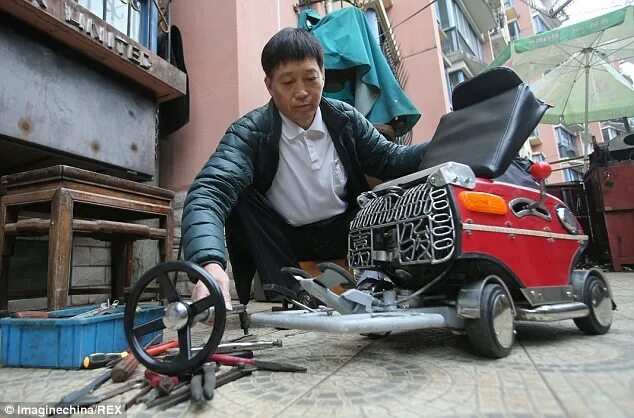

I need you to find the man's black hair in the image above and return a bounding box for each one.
[261,28,324,78]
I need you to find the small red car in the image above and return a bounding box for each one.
[123,69,616,371]
[251,67,614,358]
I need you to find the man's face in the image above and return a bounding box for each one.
[265,58,324,130]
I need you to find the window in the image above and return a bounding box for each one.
[508,20,520,40]
[563,168,583,182]
[531,126,540,137]
[448,70,467,91]
[504,0,514,7]
[77,0,154,48]
[601,127,618,141]
[532,153,545,162]
[435,0,451,28]
[438,0,483,59]
[445,70,469,107]
[444,69,453,104]
[556,127,578,159]
[532,15,548,34]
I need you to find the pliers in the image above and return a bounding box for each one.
[190,363,216,402]
[152,364,257,411]
[210,353,307,372]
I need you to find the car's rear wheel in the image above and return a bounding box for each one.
[465,284,514,358]
[574,275,612,335]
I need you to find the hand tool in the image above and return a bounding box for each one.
[145,339,179,356]
[213,340,282,354]
[189,374,203,402]
[72,379,146,407]
[124,384,152,410]
[239,311,250,335]
[52,368,112,411]
[222,350,253,359]
[194,303,246,323]
[83,351,128,369]
[11,311,48,318]
[145,381,189,409]
[215,364,257,387]
[151,364,256,411]
[194,302,250,334]
[144,388,161,406]
[210,353,307,372]
[151,385,190,411]
[71,300,119,319]
[201,363,215,400]
[163,349,254,363]
[222,334,257,343]
[163,339,282,357]
[144,369,180,393]
[189,363,215,402]
[111,334,162,382]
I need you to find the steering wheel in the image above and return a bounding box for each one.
[124,261,226,376]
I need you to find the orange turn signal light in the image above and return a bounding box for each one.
[459,191,508,215]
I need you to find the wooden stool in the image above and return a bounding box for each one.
[0,166,174,311]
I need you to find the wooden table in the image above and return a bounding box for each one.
[0,166,174,311]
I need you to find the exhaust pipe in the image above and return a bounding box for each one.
[516,302,589,322]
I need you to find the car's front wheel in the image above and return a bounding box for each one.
[574,275,612,335]
[465,284,515,358]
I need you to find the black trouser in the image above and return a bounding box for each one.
[225,187,356,305]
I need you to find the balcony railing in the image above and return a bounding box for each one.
[441,28,483,60]
[363,0,408,88]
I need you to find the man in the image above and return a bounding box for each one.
[183,28,427,309]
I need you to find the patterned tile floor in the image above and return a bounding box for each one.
[0,273,632,417]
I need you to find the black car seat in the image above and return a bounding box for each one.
[419,67,549,179]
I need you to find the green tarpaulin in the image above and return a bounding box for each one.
[299,7,420,136]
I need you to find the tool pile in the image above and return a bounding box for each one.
[51,335,304,412]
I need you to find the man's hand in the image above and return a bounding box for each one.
[191,263,233,311]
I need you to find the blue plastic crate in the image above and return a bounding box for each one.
[0,305,163,369]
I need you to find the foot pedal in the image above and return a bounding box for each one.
[263,284,297,312]
[262,284,298,299]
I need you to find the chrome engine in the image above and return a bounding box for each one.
[348,181,456,270]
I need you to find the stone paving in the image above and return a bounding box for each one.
[0,273,632,417]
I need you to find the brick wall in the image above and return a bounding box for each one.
[69,237,112,305]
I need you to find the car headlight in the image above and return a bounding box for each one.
[556,206,579,234]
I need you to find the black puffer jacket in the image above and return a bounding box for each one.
[182,97,427,268]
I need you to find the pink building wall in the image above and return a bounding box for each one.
[236,1,299,116]
[161,0,298,192]
[387,0,451,143]
[160,0,239,192]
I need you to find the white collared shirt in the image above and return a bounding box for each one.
[265,108,348,226]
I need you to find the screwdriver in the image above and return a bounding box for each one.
[111,335,166,382]
[82,351,128,369]
[210,353,307,372]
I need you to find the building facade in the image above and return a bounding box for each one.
[159,0,503,236]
